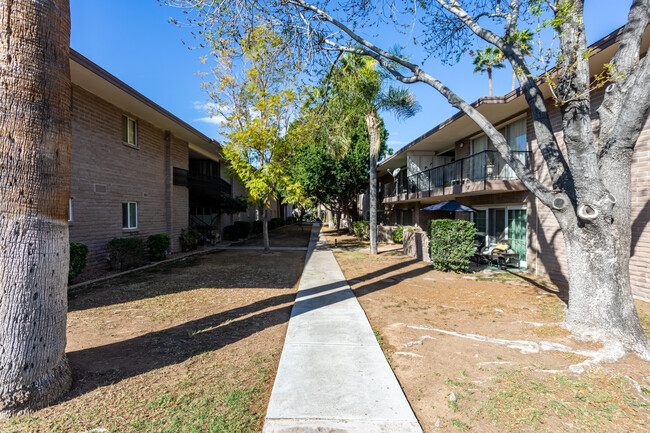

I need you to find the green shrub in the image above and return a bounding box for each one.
[179,227,202,252]
[252,220,263,234]
[269,217,285,230]
[69,242,88,282]
[223,225,238,241]
[427,219,477,272]
[286,216,297,225]
[234,220,251,238]
[107,237,146,270]
[146,234,170,261]
[353,220,370,241]
[392,226,414,244]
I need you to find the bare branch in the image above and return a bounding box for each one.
[434,0,503,46]
[598,0,650,147]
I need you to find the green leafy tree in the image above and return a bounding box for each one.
[291,114,386,230]
[206,24,309,251]
[164,0,650,359]
[323,54,419,253]
[472,46,505,96]
[508,29,534,91]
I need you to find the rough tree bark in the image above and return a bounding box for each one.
[262,203,270,252]
[551,0,650,357]
[366,109,381,255]
[282,0,650,358]
[0,0,73,416]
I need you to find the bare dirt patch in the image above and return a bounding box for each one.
[2,247,306,433]
[325,231,650,433]
[235,224,312,248]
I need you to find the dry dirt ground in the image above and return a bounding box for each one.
[323,228,650,433]
[1,226,311,433]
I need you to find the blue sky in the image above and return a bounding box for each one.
[70,0,633,152]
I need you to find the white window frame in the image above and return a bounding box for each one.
[122,202,138,229]
[122,115,138,147]
[68,198,73,223]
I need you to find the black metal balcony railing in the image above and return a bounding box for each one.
[381,150,531,199]
[187,172,232,196]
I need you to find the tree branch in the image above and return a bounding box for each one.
[287,0,557,208]
[597,0,650,151]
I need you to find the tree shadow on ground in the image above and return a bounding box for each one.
[63,228,571,405]
[63,253,427,403]
[505,271,569,304]
[68,249,307,312]
[234,225,313,248]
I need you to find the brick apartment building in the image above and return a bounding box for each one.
[68,50,255,271]
[373,27,650,301]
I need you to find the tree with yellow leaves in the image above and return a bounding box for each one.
[204,24,311,250]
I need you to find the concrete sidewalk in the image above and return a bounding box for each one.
[263,225,422,433]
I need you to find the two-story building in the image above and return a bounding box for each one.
[69,50,255,272]
[375,27,650,301]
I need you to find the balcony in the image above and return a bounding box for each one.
[381,150,531,202]
[188,172,232,197]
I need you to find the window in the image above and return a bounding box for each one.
[470,118,527,180]
[122,115,137,146]
[122,202,138,229]
[68,198,73,223]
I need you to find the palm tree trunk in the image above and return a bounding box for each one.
[0,0,72,416]
[488,67,493,96]
[366,109,381,255]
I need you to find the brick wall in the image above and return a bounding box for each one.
[455,139,471,159]
[69,85,189,270]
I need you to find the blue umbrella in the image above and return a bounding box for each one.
[421,200,477,213]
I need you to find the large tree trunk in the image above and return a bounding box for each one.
[552,0,650,359]
[558,217,649,359]
[366,109,381,255]
[0,0,73,416]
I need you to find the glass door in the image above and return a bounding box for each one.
[507,208,527,267]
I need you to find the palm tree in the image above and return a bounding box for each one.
[472,46,505,96]
[508,30,534,91]
[328,55,419,254]
[0,0,72,416]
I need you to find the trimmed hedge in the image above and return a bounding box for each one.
[234,220,251,238]
[252,220,263,234]
[427,219,477,272]
[269,217,285,230]
[147,234,170,261]
[353,221,370,241]
[179,227,202,252]
[392,226,414,244]
[69,242,88,282]
[223,225,238,241]
[108,237,146,270]
[286,216,297,225]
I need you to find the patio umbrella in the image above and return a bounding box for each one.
[421,200,477,213]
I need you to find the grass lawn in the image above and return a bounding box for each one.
[1,238,307,432]
[322,230,650,433]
